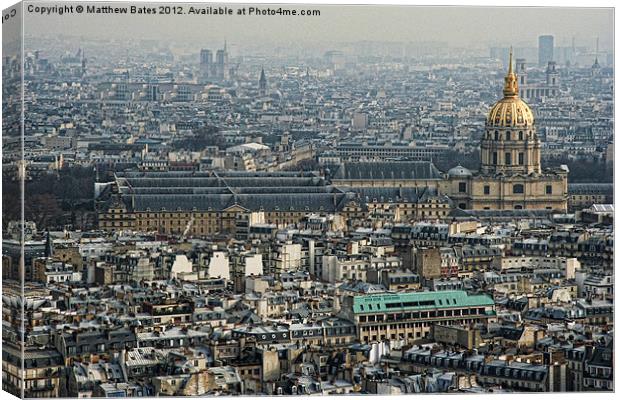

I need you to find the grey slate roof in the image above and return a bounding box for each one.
[330,161,443,180]
[568,183,613,195]
[114,170,354,212]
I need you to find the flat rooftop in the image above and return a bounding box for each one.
[352,290,494,314]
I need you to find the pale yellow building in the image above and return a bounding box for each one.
[444,49,568,212]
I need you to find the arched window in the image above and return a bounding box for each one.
[519,131,524,140]
[513,184,524,194]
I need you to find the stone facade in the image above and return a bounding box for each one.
[444,49,568,212]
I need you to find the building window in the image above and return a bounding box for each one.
[492,152,498,164]
[458,182,467,193]
[546,185,552,194]
[518,152,524,165]
[494,131,499,140]
[519,131,524,140]
[458,203,466,209]
[484,185,490,195]
[505,152,512,165]
[514,205,523,210]
[513,184,524,194]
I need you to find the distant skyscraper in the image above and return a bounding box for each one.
[538,35,554,66]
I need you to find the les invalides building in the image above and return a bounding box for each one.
[96,51,569,235]
[445,50,568,212]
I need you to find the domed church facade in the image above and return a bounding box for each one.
[444,49,568,212]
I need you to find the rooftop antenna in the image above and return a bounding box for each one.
[596,37,600,59]
[596,37,599,53]
[592,37,601,68]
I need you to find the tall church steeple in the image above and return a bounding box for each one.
[45,230,54,258]
[259,67,267,96]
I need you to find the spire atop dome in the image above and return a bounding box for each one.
[503,47,519,98]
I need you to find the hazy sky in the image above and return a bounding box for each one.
[21,3,614,50]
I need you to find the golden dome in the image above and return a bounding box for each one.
[487,97,534,128]
[486,48,535,128]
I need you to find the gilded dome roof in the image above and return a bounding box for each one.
[487,97,534,128]
[486,48,535,128]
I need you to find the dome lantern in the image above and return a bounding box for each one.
[503,47,519,98]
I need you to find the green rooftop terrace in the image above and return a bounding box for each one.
[352,290,495,314]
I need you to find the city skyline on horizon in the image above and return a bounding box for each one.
[17,3,614,52]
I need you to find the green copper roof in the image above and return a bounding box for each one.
[352,290,494,314]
